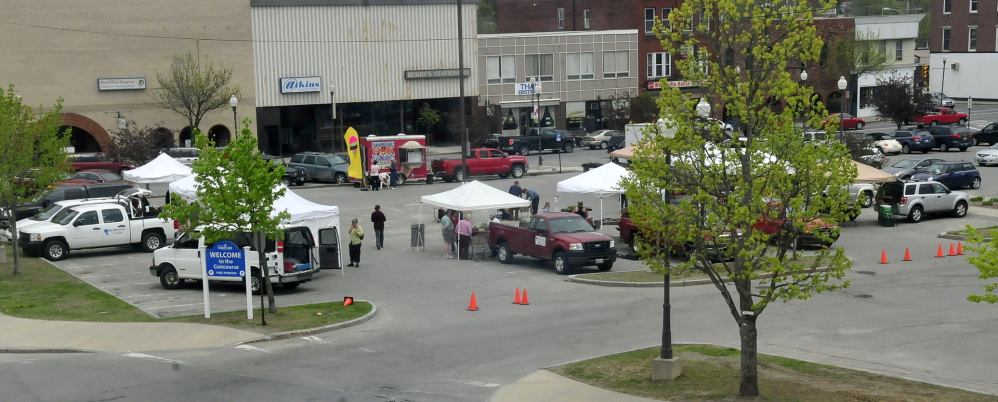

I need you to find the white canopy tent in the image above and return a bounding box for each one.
[123,153,193,184]
[418,181,530,250]
[556,162,633,226]
[169,174,338,225]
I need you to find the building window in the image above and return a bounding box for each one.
[970,0,978,12]
[566,52,594,80]
[486,55,515,84]
[895,40,903,61]
[969,26,978,51]
[584,9,590,29]
[662,8,672,29]
[701,7,710,30]
[645,8,656,33]
[942,27,951,51]
[557,8,565,29]
[525,54,554,82]
[647,52,671,78]
[943,0,951,13]
[879,40,887,55]
[603,51,629,78]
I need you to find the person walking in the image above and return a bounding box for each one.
[389,158,399,189]
[347,218,364,267]
[369,161,381,191]
[440,209,455,258]
[508,180,522,220]
[522,188,540,215]
[456,213,472,260]
[371,205,386,250]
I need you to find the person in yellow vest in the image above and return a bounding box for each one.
[348,218,364,267]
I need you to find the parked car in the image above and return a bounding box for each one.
[924,125,976,152]
[164,147,200,165]
[69,169,127,184]
[975,122,998,146]
[875,180,969,223]
[882,157,946,181]
[823,113,866,130]
[847,183,877,208]
[912,107,968,127]
[752,201,840,248]
[430,148,528,182]
[887,129,935,154]
[865,133,903,154]
[496,128,576,155]
[488,212,617,274]
[928,92,956,108]
[289,152,351,183]
[69,153,135,174]
[262,155,307,186]
[580,129,622,150]
[910,161,981,190]
[616,214,735,259]
[975,144,998,166]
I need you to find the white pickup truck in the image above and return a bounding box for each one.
[17,199,177,261]
[150,222,340,294]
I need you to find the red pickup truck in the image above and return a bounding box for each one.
[69,153,135,174]
[489,212,617,274]
[430,148,528,182]
[913,107,968,127]
[616,215,735,259]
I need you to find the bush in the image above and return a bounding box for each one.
[983,198,996,206]
[970,196,985,202]
[107,123,176,166]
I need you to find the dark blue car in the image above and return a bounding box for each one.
[910,161,981,190]
[888,129,935,154]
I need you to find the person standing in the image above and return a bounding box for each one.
[456,213,472,260]
[573,201,588,219]
[440,209,455,258]
[348,218,364,267]
[371,205,386,250]
[369,161,381,191]
[522,188,540,215]
[389,158,399,189]
[508,180,522,220]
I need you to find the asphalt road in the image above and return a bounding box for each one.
[4,116,998,400]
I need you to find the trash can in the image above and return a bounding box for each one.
[410,223,425,249]
[877,205,896,227]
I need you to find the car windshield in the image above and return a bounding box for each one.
[989,144,998,150]
[52,208,80,226]
[548,217,596,233]
[892,159,923,169]
[98,172,122,181]
[29,203,63,221]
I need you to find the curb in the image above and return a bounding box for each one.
[937,231,990,242]
[0,347,92,354]
[239,301,378,344]
[569,267,837,288]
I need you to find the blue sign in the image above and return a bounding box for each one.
[556,133,562,141]
[205,241,245,278]
[279,76,322,94]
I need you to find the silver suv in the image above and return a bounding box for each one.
[289,152,350,183]
[875,180,969,223]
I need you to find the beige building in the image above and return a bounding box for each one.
[0,0,256,152]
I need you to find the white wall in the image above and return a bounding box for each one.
[929,53,998,100]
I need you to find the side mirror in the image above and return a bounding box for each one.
[73,220,82,227]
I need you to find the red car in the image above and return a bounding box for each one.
[912,107,968,127]
[69,153,134,174]
[64,169,128,185]
[823,113,866,130]
[752,202,840,248]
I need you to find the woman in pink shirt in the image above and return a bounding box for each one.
[456,214,473,260]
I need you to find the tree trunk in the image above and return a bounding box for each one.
[739,316,760,397]
[256,230,277,314]
[10,216,21,275]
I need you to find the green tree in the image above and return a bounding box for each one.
[868,72,930,129]
[601,91,634,131]
[159,122,289,314]
[828,30,892,110]
[416,103,442,134]
[963,227,998,304]
[0,85,71,275]
[108,124,176,166]
[626,0,854,396]
[149,52,241,131]
[630,92,661,124]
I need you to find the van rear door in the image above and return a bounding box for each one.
[317,227,341,269]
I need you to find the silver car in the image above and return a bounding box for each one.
[928,92,956,108]
[875,180,969,223]
[976,144,998,166]
[580,130,621,149]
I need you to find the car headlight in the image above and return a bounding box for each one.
[609,240,615,248]
[29,233,41,242]
[569,243,583,251]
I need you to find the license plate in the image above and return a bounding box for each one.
[595,258,605,264]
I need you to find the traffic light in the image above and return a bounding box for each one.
[920,64,930,88]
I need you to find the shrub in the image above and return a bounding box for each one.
[970,196,984,202]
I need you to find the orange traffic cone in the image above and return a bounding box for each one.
[513,288,521,304]
[949,243,957,256]
[936,244,945,258]
[902,248,912,261]
[957,242,964,255]
[467,292,478,311]
[879,250,889,264]
[520,289,530,305]
[343,296,354,307]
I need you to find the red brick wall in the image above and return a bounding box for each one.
[931,0,998,52]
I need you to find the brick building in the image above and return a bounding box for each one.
[929,0,998,99]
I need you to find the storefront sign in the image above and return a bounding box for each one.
[646,81,695,90]
[515,82,542,95]
[403,68,470,80]
[280,76,322,93]
[97,77,146,91]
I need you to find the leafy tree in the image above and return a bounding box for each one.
[964,226,998,304]
[107,124,176,166]
[868,72,930,129]
[625,0,854,396]
[630,92,661,124]
[149,52,241,131]
[828,29,891,104]
[416,103,442,135]
[477,0,498,34]
[159,122,289,314]
[601,91,634,131]
[0,85,71,275]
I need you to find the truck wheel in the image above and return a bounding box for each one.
[43,240,68,261]
[283,282,301,290]
[629,233,641,253]
[497,242,513,264]
[562,142,574,153]
[247,269,263,295]
[498,173,509,178]
[426,175,434,184]
[442,176,454,183]
[553,252,573,275]
[159,265,185,290]
[511,165,525,178]
[518,145,530,155]
[930,120,939,127]
[334,173,348,184]
[140,232,166,252]
[597,262,613,272]
[959,118,967,126]
[396,175,406,186]
[283,177,293,187]
[454,168,467,182]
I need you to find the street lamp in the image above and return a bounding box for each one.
[530,77,542,166]
[800,69,808,83]
[837,76,848,141]
[941,55,948,94]
[229,95,238,137]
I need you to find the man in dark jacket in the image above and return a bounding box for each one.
[507,180,522,220]
[371,205,387,250]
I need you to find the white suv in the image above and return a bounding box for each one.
[875,180,969,223]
